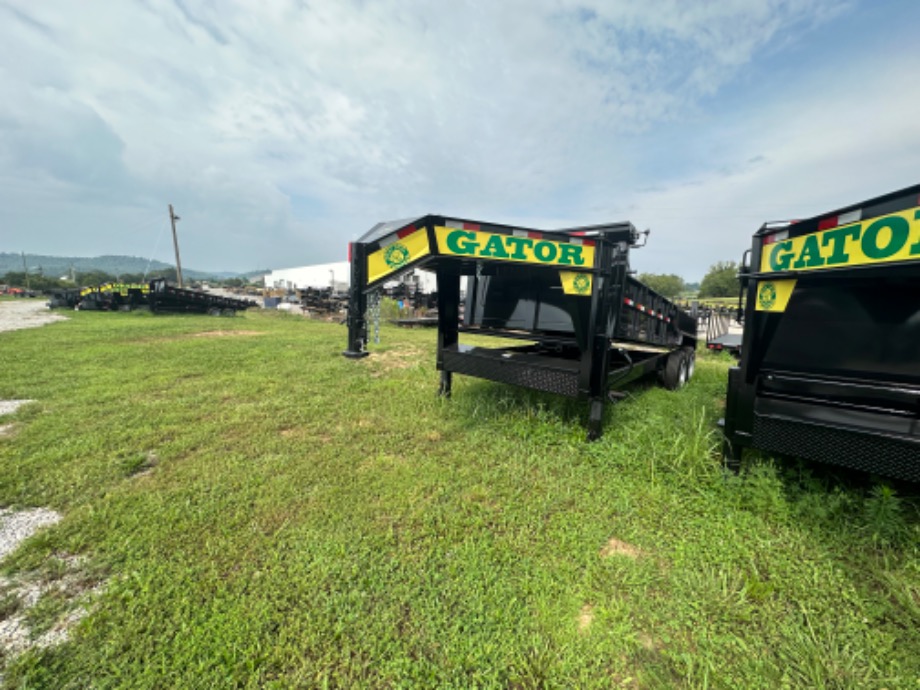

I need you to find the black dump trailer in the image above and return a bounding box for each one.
[47,288,82,309]
[343,215,697,439]
[722,184,920,481]
[67,280,256,315]
[146,278,257,315]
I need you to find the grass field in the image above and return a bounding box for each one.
[0,310,917,688]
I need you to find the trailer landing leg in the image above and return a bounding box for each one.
[439,371,452,398]
[587,398,605,441]
[721,438,742,473]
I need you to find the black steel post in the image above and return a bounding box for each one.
[436,266,461,396]
[343,242,370,359]
[581,241,618,440]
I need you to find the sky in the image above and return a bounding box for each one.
[1,0,919,280]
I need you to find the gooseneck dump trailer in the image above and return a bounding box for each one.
[344,215,696,439]
[722,184,920,481]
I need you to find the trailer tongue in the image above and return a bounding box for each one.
[344,215,697,440]
[723,184,920,481]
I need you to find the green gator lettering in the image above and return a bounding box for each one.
[504,236,534,260]
[446,230,477,256]
[558,243,585,266]
[792,234,826,269]
[863,216,909,259]
[912,210,920,255]
[821,224,860,265]
[443,228,586,265]
[533,241,558,262]
[480,234,510,259]
[769,240,795,271]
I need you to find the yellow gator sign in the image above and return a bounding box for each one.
[80,282,149,297]
[755,279,797,312]
[760,207,920,273]
[366,224,597,284]
[434,227,595,268]
[559,271,593,296]
[366,227,432,284]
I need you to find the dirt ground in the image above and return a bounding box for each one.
[0,299,68,333]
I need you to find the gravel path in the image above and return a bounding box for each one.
[0,401,34,417]
[0,305,71,673]
[0,299,68,333]
[0,508,61,562]
[0,509,67,678]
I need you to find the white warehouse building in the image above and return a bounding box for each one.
[264,261,438,293]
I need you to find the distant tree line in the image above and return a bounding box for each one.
[1,269,254,291]
[698,261,740,298]
[638,261,740,299]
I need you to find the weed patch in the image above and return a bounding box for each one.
[600,537,643,559]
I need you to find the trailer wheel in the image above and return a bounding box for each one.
[662,350,689,390]
[683,347,696,381]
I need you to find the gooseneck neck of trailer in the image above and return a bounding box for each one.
[343,214,640,358]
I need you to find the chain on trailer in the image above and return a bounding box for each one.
[367,288,382,345]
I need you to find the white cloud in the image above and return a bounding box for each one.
[625,44,920,280]
[2,0,916,278]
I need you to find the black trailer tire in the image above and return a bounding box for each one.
[661,350,689,390]
[683,347,696,381]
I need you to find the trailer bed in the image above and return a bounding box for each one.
[706,332,742,356]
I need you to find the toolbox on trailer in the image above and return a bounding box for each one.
[722,184,920,481]
[344,215,697,439]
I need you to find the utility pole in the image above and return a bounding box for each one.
[21,252,30,290]
[168,204,184,288]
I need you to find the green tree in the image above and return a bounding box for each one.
[1,271,27,287]
[637,273,685,298]
[1,271,69,291]
[75,270,117,287]
[148,268,179,282]
[699,261,740,298]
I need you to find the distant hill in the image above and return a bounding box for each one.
[0,253,252,280]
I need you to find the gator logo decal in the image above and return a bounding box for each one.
[366,228,431,283]
[758,282,777,309]
[560,271,593,296]
[755,279,796,312]
[384,243,410,269]
[761,207,920,274]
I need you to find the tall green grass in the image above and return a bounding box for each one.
[0,310,916,688]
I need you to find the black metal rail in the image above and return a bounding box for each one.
[147,279,257,314]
